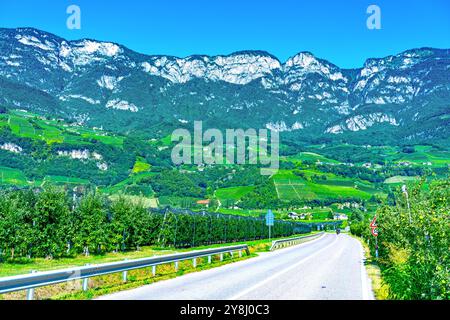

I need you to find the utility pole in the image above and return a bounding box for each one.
[402,185,412,224]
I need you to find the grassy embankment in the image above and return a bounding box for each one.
[351,235,389,300]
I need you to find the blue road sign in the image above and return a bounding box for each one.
[266,209,274,226]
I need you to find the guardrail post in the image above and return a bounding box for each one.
[82,278,89,291]
[26,287,34,301]
[229,251,233,258]
[193,258,197,268]
[82,264,90,291]
[26,270,37,300]
[122,259,128,282]
[238,250,242,258]
[82,277,89,291]
[220,253,223,261]
[152,265,156,276]
[175,261,179,272]
[208,255,212,264]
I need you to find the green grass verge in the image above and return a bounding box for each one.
[351,235,389,300]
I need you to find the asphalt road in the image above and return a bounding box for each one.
[98,233,374,300]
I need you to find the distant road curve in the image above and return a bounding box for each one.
[98,233,374,300]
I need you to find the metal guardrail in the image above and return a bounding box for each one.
[270,232,324,251]
[0,244,249,299]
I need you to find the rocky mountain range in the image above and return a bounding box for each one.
[0,27,449,145]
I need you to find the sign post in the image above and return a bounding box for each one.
[265,209,274,241]
[370,215,378,258]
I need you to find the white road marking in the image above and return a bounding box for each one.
[228,235,338,300]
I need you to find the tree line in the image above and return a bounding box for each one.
[0,188,339,260]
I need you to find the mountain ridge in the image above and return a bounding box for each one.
[5,27,448,71]
[0,27,449,146]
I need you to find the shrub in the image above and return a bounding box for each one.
[371,179,449,300]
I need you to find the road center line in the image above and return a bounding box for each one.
[228,235,338,300]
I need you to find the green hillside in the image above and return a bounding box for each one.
[0,108,448,222]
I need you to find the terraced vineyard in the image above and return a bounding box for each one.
[4,110,123,146]
[384,175,419,185]
[272,169,375,202]
[0,166,29,186]
[215,186,255,202]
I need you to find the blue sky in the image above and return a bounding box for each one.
[0,0,449,68]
